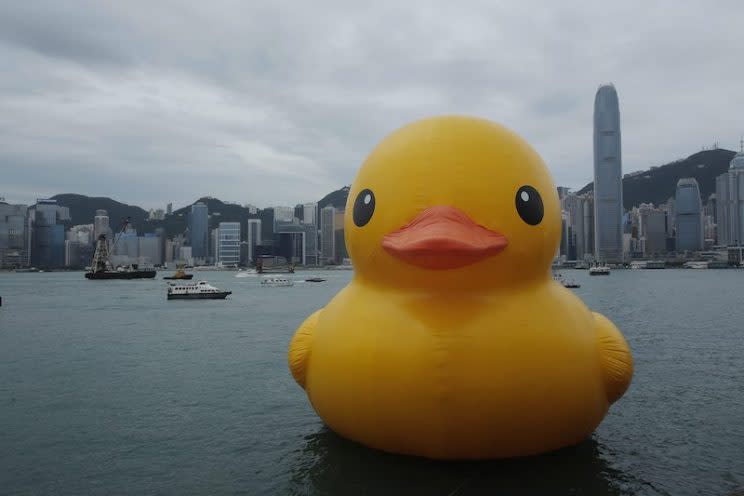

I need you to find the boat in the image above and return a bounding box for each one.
[166,281,232,300]
[163,265,193,280]
[85,218,156,280]
[14,267,40,273]
[304,277,326,283]
[562,278,581,288]
[589,264,611,276]
[235,268,258,278]
[260,276,294,287]
[684,261,709,269]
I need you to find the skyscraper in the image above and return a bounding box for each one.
[675,178,703,252]
[715,149,744,248]
[246,219,262,264]
[93,209,113,244]
[0,202,29,268]
[320,206,336,264]
[593,84,624,263]
[188,202,209,261]
[217,222,241,267]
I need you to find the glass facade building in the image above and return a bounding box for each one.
[189,202,209,260]
[675,178,703,252]
[218,222,241,267]
[593,84,624,263]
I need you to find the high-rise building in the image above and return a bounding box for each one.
[188,202,209,261]
[303,203,317,226]
[29,199,69,268]
[560,192,594,261]
[218,222,241,267]
[675,178,703,252]
[246,219,262,264]
[139,233,162,266]
[593,84,624,263]
[320,206,336,264]
[93,210,113,245]
[637,204,667,257]
[715,149,744,249]
[0,202,29,268]
[166,203,173,215]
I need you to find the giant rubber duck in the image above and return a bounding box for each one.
[289,116,633,459]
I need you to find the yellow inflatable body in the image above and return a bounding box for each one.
[289,116,633,459]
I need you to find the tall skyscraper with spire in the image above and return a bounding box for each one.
[593,84,624,263]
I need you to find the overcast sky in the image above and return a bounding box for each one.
[2,1,744,210]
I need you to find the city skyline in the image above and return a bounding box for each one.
[3,2,744,209]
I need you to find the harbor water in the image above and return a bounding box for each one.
[1,269,743,495]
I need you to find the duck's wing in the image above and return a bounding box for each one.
[288,309,321,389]
[593,312,633,404]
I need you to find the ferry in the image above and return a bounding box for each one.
[166,281,232,300]
[260,276,294,287]
[589,264,611,276]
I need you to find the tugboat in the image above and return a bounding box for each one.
[163,265,193,280]
[166,281,232,300]
[85,218,156,280]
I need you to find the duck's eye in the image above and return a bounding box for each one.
[353,189,375,227]
[515,186,543,225]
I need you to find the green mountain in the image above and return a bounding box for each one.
[52,148,736,238]
[51,194,150,232]
[318,186,350,209]
[577,148,735,208]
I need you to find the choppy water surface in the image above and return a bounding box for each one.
[1,269,743,495]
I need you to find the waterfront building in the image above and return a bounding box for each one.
[246,219,262,264]
[561,192,594,261]
[139,234,162,266]
[218,222,241,267]
[29,199,70,269]
[93,209,113,245]
[0,202,29,268]
[637,204,667,257]
[593,84,624,263]
[188,202,209,260]
[675,178,704,252]
[178,246,193,266]
[320,206,336,264]
[715,149,744,260]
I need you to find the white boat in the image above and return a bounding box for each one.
[166,280,232,300]
[260,276,294,287]
[235,269,258,278]
[684,261,709,269]
[589,265,611,275]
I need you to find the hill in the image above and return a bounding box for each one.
[51,194,149,231]
[577,149,735,208]
[318,186,350,209]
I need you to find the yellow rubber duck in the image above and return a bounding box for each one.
[289,116,633,460]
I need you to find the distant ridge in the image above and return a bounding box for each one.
[318,186,350,209]
[48,149,736,234]
[51,194,149,232]
[577,148,735,208]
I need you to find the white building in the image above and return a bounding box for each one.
[217,222,240,267]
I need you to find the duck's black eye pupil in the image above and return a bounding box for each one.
[515,186,543,225]
[353,189,375,227]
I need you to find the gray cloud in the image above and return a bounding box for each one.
[2,0,744,210]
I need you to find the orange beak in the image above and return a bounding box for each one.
[381,206,508,270]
